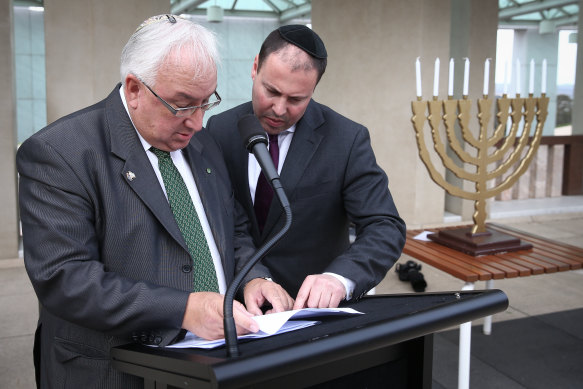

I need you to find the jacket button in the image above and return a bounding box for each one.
[182,264,192,273]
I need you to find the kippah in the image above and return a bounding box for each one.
[135,14,178,33]
[277,25,327,59]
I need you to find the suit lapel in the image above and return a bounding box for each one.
[261,101,325,239]
[107,86,187,251]
[229,106,260,239]
[231,128,254,218]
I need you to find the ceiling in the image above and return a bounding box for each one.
[168,0,579,29]
[170,0,312,22]
[498,0,579,29]
[14,0,580,29]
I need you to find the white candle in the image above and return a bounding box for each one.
[541,58,547,94]
[448,58,454,96]
[463,58,470,96]
[529,59,535,94]
[516,58,521,95]
[416,57,422,97]
[483,58,490,96]
[433,58,440,97]
[503,60,509,95]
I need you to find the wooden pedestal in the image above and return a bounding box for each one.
[428,227,533,256]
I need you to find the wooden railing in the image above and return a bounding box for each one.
[495,135,583,200]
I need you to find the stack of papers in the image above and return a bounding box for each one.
[167,307,363,349]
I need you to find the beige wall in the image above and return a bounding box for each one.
[0,0,20,259]
[312,0,499,227]
[44,0,169,124]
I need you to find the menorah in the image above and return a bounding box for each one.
[411,58,549,256]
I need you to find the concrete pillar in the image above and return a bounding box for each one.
[445,0,499,221]
[44,0,169,124]
[312,0,451,228]
[0,0,20,259]
[565,0,583,194]
[312,0,498,227]
[573,0,583,136]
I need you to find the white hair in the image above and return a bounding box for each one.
[120,15,220,86]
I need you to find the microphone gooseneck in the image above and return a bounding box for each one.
[223,114,292,358]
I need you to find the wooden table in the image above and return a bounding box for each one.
[405,223,583,283]
[403,222,583,389]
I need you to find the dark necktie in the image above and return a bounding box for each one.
[150,147,219,293]
[254,134,280,232]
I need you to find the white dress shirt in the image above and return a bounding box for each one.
[248,127,295,202]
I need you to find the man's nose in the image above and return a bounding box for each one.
[183,109,204,131]
[272,97,286,117]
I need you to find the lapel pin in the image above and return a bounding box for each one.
[206,168,212,174]
[126,171,136,181]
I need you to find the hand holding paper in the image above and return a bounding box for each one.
[166,307,363,349]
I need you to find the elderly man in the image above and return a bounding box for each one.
[17,15,292,388]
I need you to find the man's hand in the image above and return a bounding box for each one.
[181,292,259,340]
[243,278,295,316]
[293,274,346,309]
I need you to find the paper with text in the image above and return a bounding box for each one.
[166,307,363,349]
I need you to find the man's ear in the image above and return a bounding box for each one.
[124,74,141,109]
[251,54,259,81]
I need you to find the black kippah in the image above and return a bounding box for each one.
[277,25,327,59]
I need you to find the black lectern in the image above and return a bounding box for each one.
[112,290,507,389]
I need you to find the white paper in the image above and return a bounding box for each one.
[165,307,363,349]
[253,307,362,335]
[413,231,434,241]
[167,320,319,349]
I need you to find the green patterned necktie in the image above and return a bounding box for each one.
[150,147,219,292]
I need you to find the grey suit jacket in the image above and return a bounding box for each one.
[17,85,256,388]
[207,100,406,300]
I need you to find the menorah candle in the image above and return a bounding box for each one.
[433,58,440,97]
[542,59,547,94]
[416,57,422,97]
[463,58,470,96]
[529,59,535,94]
[483,58,490,96]
[448,58,454,96]
[503,61,509,95]
[516,58,521,95]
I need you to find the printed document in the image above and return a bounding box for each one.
[167,307,363,349]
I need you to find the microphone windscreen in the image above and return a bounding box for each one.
[237,114,267,151]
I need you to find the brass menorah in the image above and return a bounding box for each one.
[411,93,549,255]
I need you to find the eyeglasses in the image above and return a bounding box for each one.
[141,81,221,117]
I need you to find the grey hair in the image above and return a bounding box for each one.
[120,15,220,86]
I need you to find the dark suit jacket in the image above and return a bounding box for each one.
[207,101,406,300]
[16,85,256,388]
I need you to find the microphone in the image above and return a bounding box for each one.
[238,114,280,188]
[223,114,292,358]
